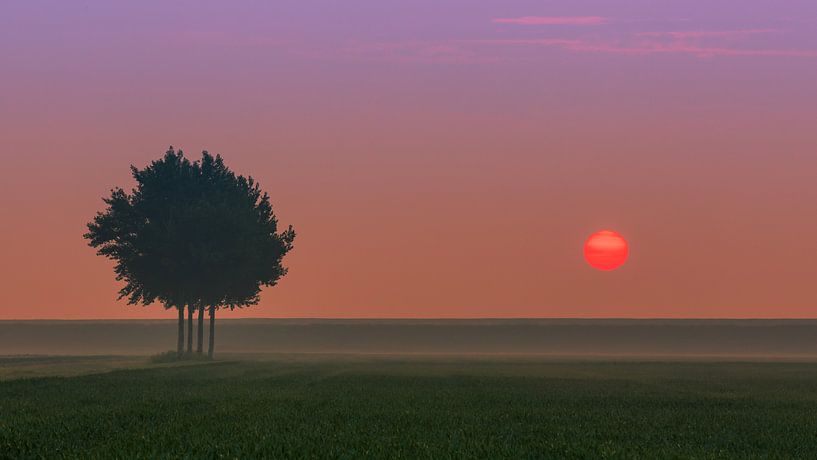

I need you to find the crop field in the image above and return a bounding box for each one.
[2,356,817,458]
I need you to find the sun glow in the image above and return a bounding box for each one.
[584,230,629,271]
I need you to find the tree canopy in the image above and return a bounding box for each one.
[85,148,295,355]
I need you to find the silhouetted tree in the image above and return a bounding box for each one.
[190,152,295,358]
[196,302,204,355]
[85,148,294,359]
[187,305,194,354]
[85,148,200,356]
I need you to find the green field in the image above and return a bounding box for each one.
[2,356,817,458]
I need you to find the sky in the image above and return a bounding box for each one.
[1,0,817,319]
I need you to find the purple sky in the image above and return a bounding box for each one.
[2,1,817,319]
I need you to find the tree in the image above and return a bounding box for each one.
[196,302,204,355]
[190,152,295,358]
[85,148,294,358]
[86,148,199,356]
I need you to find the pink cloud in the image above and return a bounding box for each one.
[492,16,608,26]
[347,35,817,63]
[637,29,778,39]
[570,43,817,58]
[474,38,817,58]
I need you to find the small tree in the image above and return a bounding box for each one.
[85,148,294,358]
[192,152,295,358]
[85,148,199,356]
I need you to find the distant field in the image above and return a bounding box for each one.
[4,319,817,357]
[2,355,817,458]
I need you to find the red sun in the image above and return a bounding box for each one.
[584,230,629,271]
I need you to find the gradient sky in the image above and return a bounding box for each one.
[2,1,817,319]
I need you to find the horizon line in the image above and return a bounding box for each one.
[3,317,817,322]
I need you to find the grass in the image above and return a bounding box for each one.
[0,355,150,381]
[149,350,213,364]
[1,356,817,458]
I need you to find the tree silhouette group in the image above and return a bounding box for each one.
[85,148,295,358]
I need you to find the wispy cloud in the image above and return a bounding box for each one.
[636,29,778,39]
[492,16,608,26]
[470,24,817,59]
[179,24,815,64]
[572,43,817,58]
[343,33,817,64]
[473,37,817,58]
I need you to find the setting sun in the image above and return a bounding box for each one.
[584,230,629,271]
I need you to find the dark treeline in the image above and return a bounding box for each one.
[85,148,295,358]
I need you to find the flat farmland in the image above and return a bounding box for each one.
[2,356,817,458]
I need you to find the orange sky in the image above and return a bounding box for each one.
[2,1,817,319]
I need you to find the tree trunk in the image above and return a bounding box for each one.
[186,304,194,354]
[197,305,204,354]
[177,306,184,358]
[208,306,216,359]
